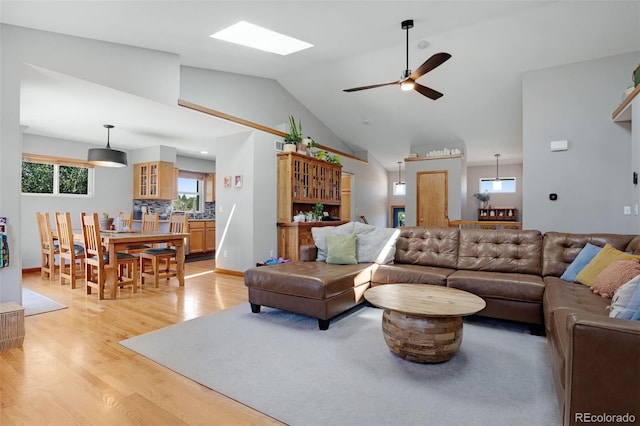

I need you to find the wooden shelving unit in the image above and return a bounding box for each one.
[277,152,342,222]
[478,208,518,221]
[277,152,343,260]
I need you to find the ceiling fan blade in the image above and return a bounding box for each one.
[343,81,399,92]
[413,83,444,100]
[410,52,452,80]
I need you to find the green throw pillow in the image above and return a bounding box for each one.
[326,233,357,265]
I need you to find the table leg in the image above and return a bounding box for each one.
[108,241,117,299]
[176,240,185,286]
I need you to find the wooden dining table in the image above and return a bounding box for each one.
[99,230,191,286]
[54,229,191,287]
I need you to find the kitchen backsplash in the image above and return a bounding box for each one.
[133,200,215,220]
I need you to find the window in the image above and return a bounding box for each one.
[479,177,516,193]
[21,155,93,196]
[173,176,203,212]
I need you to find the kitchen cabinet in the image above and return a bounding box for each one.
[189,220,215,254]
[133,161,175,200]
[205,173,215,202]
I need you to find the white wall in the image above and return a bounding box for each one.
[214,131,277,271]
[176,156,215,174]
[523,51,640,233]
[465,163,523,221]
[0,24,180,303]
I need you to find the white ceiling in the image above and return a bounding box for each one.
[2,1,640,169]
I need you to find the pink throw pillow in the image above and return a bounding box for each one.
[591,259,640,298]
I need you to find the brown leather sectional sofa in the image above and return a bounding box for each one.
[244,226,640,425]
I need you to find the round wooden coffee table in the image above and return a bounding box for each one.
[364,284,486,363]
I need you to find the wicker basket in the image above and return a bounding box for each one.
[0,302,25,350]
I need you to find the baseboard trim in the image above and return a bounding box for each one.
[22,267,41,274]
[214,268,244,277]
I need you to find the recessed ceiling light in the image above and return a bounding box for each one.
[210,21,313,56]
[200,151,208,155]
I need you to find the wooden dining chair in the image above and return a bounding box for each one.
[36,212,59,282]
[118,211,133,230]
[140,213,188,288]
[124,212,159,254]
[81,212,138,299]
[55,212,85,289]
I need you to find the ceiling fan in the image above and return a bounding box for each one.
[343,19,451,100]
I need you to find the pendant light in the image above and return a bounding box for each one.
[393,161,406,195]
[492,153,502,191]
[87,124,128,167]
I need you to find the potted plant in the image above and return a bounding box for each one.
[304,137,319,157]
[473,191,491,209]
[99,212,114,230]
[313,203,324,221]
[284,115,302,152]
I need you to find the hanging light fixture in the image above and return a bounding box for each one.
[492,153,502,191]
[393,161,406,195]
[87,124,128,167]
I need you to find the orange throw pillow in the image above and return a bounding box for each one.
[591,260,640,298]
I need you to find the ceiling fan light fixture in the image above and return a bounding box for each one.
[87,124,128,168]
[400,80,415,91]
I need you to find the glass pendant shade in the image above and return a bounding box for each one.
[88,124,128,167]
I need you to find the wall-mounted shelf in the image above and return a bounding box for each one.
[404,154,464,162]
[612,85,640,122]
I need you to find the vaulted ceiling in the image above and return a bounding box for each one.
[3,1,639,169]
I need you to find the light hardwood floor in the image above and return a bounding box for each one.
[1,261,283,425]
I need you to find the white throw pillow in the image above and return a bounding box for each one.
[353,222,400,264]
[311,222,355,261]
[609,275,640,318]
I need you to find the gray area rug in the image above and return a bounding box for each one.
[120,305,560,426]
[22,288,67,316]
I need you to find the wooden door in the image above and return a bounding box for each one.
[340,174,351,221]
[416,171,448,227]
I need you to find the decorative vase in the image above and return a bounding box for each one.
[481,201,489,209]
[283,144,296,153]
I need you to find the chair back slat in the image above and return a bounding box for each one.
[169,213,188,233]
[141,213,159,232]
[81,213,103,260]
[36,212,55,249]
[55,212,74,252]
[118,212,133,230]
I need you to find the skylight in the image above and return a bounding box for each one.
[210,21,313,56]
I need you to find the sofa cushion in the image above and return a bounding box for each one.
[609,276,640,318]
[576,244,640,286]
[311,222,356,261]
[447,270,545,303]
[559,243,602,282]
[326,233,357,265]
[371,263,455,287]
[457,229,542,275]
[353,222,400,264]
[393,227,459,269]
[591,260,640,298]
[542,232,636,277]
[244,261,373,300]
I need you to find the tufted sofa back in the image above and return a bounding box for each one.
[457,229,543,275]
[394,227,460,269]
[542,232,637,277]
